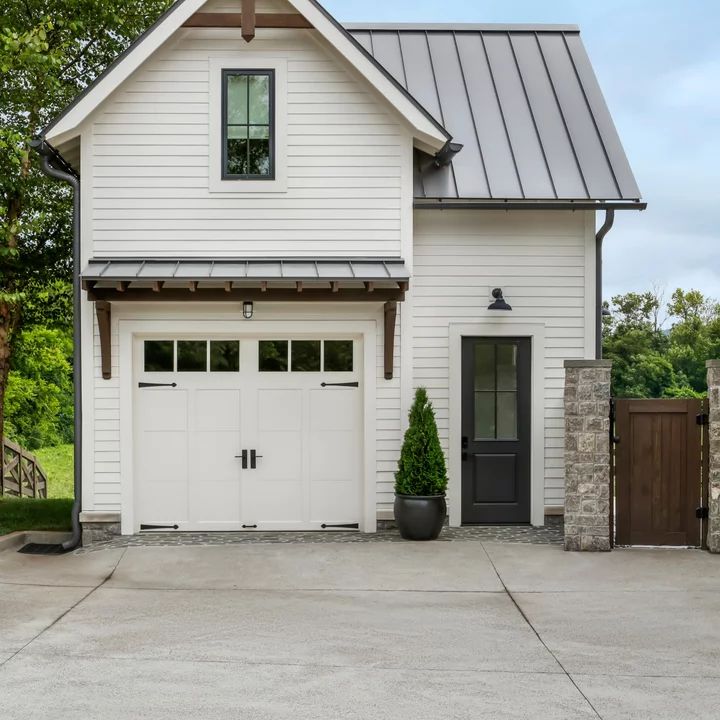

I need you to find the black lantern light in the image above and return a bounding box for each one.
[243,300,254,319]
[488,288,512,311]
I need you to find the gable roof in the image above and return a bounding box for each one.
[347,24,642,203]
[43,0,450,152]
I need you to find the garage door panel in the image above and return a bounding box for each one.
[310,484,358,524]
[310,431,358,483]
[137,389,187,432]
[249,481,304,524]
[256,432,302,482]
[194,389,241,431]
[258,389,302,431]
[137,430,189,523]
[310,389,357,432]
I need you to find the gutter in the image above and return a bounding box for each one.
[595,209,615,360]
[413,199,647,211]
[30,138,82,551]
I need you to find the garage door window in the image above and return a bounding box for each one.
[259,340,353,372]
[143,340,241,373]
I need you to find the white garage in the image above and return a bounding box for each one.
[133,335,364,532]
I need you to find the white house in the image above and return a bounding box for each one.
[35,0,644,543]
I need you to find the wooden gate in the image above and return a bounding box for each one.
[612,399,708,547]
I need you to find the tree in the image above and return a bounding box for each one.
[395,387,448,496]
[0,1,172,450]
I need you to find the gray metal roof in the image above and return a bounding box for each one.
[346,25,642,202]
[82,258,409,284]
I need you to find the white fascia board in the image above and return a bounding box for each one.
[291,0,449,150]
[45,0,207,142]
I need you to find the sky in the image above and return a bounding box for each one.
[324,0,720,305]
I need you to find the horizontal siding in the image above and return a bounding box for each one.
[89,25,408,258]
[413,210,591,509]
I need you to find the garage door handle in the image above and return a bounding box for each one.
[138,382,177,388]
[250,449,263,469]
[235,450,248,469]
[321,382,359,388]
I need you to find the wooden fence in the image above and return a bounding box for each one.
[1,438,48,498]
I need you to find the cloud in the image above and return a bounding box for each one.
[657,57,720,117]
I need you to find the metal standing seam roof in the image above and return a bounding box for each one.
[82,258,410,283]
[346,24,642,202]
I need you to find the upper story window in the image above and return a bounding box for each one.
[222,69,274,180]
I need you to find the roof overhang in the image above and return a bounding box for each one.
[43,0,450,152]
[82,257,409,302]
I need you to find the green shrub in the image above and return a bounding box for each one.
[394,387,448,496]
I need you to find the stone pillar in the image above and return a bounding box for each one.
[563,359,612,551]
[706,361,720,552]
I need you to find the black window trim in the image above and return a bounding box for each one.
[221,68,276,181]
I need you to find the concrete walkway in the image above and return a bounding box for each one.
[1,541,719,719]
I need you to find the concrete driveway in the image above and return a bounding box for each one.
[1,541,719,719]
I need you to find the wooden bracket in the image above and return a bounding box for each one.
[384,301,397,380]
[241,0,256,41]
[95,301,112,380]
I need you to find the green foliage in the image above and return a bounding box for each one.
[5,325,73,448]
[603,287,720,398]
[395,387,448,496]
[35,444,74,498]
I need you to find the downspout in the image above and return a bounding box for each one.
[30,138,82,551]
[595,209,615,359]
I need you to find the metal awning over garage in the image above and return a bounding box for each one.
[83,257,407,382]
[83,257,409,301]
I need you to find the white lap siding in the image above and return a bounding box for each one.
[412,210,595,510]
[85,16,410,259]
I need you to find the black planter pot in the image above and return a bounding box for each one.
[394,494,447,541]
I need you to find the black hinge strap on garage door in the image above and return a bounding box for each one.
[140,524,179,530]
[320,382,359,388]
[321,523,359,529]
[138,382,177,388]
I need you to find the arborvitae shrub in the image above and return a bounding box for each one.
[394,387,448,496]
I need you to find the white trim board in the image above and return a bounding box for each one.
[448,322,546,527]
[117,317,378,535]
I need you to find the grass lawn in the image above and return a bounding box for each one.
[0,444,74,536]
[35,444,74,499]
[0,498,73,536]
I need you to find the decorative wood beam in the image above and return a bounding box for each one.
[224,281,233,292]
[241,0,255,42]
[95,301,112,380]
[296,281,303,293]
[188,280,198,292]
[384,301,397,380]
[116,281,129,293]
[152,281,164,293]
[182,12,313,29]
[260,281,267,292]
[364,281,375,293]
[87,287,406,303]
[331,281,339,293]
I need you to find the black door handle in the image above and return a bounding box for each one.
[462,436,468,449]
[250,449,263,469]
[235,450,248,469]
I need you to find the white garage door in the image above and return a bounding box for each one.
[134,337,362,531]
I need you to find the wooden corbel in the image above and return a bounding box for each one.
[95,301,112,380]
[384,301,397,380]
[241,0,256,41]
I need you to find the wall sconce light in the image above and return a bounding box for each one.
[488,288,512,311]
[243,300,254,319]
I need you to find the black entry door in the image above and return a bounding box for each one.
[461,337,531,524]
